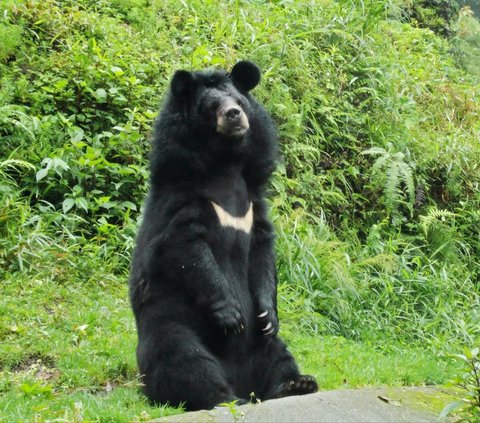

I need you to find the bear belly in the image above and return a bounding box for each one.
[206,200,255,350]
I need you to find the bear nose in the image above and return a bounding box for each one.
[225,106,241,120]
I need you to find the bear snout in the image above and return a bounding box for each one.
[217,100,249,138]
[225,106,242,121]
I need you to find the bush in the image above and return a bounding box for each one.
[406,0,460,37]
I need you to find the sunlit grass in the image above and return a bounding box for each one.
[0,250,459,421]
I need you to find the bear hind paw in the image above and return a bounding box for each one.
[276,375,318,398]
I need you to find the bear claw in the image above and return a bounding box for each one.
[276,375,318,398]
[262,322,272,331]
[256,307,278,337]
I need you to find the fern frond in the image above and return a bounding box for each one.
[420,208,457,237]
[398,161,415,204]
[371,154,389,174]
[361,146,387,156]
[428,209,457,220]
[0,159,36,171]
[385,160,401,211]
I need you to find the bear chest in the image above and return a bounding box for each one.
[202,170,253,244]
[210,201,253,234]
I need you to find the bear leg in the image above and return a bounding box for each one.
[252,337,318,401]
[138,324,243,411]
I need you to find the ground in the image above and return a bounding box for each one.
[154,387,455,423]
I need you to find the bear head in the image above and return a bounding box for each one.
[169,61,261,141]
[151,61,277,187]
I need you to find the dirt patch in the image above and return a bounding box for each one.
[11,354,60,381]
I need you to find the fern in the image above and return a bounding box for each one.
[0,159,36,171]
[420,208,459,261]
[362,143,416,219]
[0,105,37,141]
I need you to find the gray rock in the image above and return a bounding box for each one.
[154,387,454,423]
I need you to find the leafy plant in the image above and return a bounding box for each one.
[452,5,480,76]
[406,0,460,37]
[362,143,415,222]
[419,208,460,262]
[218,399,245,421]
[440,347,480,422]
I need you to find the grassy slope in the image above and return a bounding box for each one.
[0,257,456,422]
[1,0,479,421]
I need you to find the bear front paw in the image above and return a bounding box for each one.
[256,308,278,337]
[210,299,245,335]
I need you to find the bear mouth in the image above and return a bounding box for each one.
[229,126,248,138]
[217,123,249,139]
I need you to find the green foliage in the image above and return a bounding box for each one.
[362,143,415,222]
[275,210,480,348]
[218,399,245,421]
[453,6,480,75]
[0,23,22,61]
[1,0,480,419]
[406,0,460,37]
[441,347,480,422]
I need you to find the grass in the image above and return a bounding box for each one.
[0,255,178,422]
[0,249,460,422]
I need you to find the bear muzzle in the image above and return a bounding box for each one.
[216,100,249,138]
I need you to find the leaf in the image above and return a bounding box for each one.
[122,201,137,211]
[370,154,389,174]
[110,66,124,76]
[54,79,69,90]
[362,147,387,156]
[377,395,402,407]
[52,158,69,172]
[20,382,53,397]
[70,128,84,143]
[1,159,35,172]
[88,37,97,50]
[439,400,464,419]
[62,198,75,213]
[75,198,89,212]
[100,201,117,210]
[95,88,107,102]
[399,162,415,203]
[36,167,49,182]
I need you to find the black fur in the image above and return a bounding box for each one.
[129,61,317,411]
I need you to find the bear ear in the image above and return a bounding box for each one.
[230,61,261,92]
[170,70,196,98]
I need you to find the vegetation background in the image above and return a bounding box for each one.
[1,0,479,421]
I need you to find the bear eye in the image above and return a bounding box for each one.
[209,102,219,113]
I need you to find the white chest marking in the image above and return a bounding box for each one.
[211,201,253,234]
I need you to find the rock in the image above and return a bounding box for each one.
[153,387,454,423]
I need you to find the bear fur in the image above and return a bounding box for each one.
[129,61,317,411]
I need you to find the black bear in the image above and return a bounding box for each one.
[129,61,317,411]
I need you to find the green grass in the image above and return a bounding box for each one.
[285,334,455,390]
[0,250,459,422]
[0,257,179,422]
